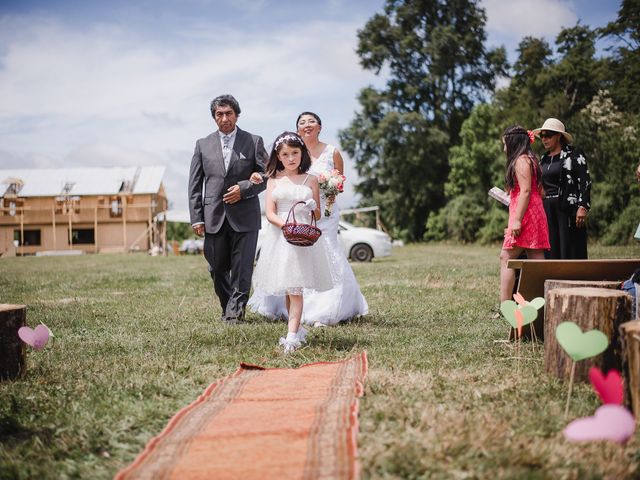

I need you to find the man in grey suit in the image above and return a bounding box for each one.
[188,94,268,323]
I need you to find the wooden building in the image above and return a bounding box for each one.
[0,166,168,256]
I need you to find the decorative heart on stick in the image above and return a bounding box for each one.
[555,322,608,361]
[528,297,545,310]
[513,293,545,310]
[500,300,537,329]
[18,325,50,350]
[513,292,527,305]
[563,404,635,444]
[589,367,624,405]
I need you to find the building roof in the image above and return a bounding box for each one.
[0,166,166,197]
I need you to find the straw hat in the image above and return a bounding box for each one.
[532,118,573,144]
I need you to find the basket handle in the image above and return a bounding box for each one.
[285,201,318,227]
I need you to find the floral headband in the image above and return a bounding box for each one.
[274,133,304,149]
[504,130,535,144]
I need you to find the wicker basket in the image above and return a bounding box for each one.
[281,201,322,247]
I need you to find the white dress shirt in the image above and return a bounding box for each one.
[220,127,237,172]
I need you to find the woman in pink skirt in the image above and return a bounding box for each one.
[499,125,550,302]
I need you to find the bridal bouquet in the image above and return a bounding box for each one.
[317,169,346,217]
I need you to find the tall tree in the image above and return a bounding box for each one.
[601,0,640,113]
[545,25,602,118]
[339,0,506,240]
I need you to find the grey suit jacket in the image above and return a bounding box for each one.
[188,127,268,233]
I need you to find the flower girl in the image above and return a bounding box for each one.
[251,132,335,353]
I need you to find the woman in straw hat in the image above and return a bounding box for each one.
[533,118,591,259]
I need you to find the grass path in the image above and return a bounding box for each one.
[1,244,639,478]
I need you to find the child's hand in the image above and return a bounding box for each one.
[249,172,263,184]
[303,199,317,211]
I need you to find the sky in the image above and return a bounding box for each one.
[0,0,622,216]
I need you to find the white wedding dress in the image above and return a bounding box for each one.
[248,145,368,325]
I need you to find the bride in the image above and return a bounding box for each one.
[248,112,368,326]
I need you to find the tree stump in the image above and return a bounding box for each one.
[544,279,621,302]
[620,320,640,419]
[0,304,27,380]
[545,288,631,382]
[532,280,621,342]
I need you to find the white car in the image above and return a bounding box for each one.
[338,220,392,262]
[255,217,392,262]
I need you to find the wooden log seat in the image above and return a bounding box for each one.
[544,288,631,382]
[507,259,640,340]
[620,320,640,420]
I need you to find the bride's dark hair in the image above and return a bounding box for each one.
[266,132,311,177]
[296,111,322,127]
[503,125,542,192]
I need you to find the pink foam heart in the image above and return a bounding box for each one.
[563,404,635,444]
[17,325,50,350]
[589,367,623,405]
[513,292,527,305]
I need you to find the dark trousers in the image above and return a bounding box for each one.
[203,219,259,320]
[543,197,588,259]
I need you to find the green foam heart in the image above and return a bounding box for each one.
[500,301,537,329]
[555,321,609,361]
[529,297,545,310]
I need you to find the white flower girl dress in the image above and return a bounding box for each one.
[251,176,335,298]
[249,146,368,325]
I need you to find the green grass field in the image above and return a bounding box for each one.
[1,244,640,479]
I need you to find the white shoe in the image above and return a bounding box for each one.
[279,337,301,355]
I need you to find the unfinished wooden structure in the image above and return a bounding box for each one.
[0,167,168,256]
[545,287,631,382]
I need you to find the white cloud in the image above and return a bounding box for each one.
[482,0,577,41]
[0,12,378,211]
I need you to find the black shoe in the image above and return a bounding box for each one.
[222,316,240,325]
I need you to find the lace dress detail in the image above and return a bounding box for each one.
[251,177,335,297]
[249,145,368,324]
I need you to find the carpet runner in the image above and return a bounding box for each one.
[115,352,368,480]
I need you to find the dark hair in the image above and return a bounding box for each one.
[559,135,568,147]
[296,111,322,127]
[266,132,311,177]
[503,125,543,192]
[210,94,241,118]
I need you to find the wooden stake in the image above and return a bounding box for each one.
[517,334,521,379]
[530,324,538,354]
[564,361,576,419]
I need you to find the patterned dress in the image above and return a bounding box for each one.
[503,161,550,250]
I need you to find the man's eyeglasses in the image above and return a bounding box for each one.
[539,132,558,139]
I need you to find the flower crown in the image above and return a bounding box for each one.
[274,133,304,150]
[505,129,535,144]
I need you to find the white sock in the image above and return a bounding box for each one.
[286,332,297,342]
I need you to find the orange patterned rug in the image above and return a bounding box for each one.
[115,352,368,480]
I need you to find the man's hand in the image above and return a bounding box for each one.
[192,224,205,237]
[223,184,242,204]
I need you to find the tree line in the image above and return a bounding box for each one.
[339,0,640,244]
